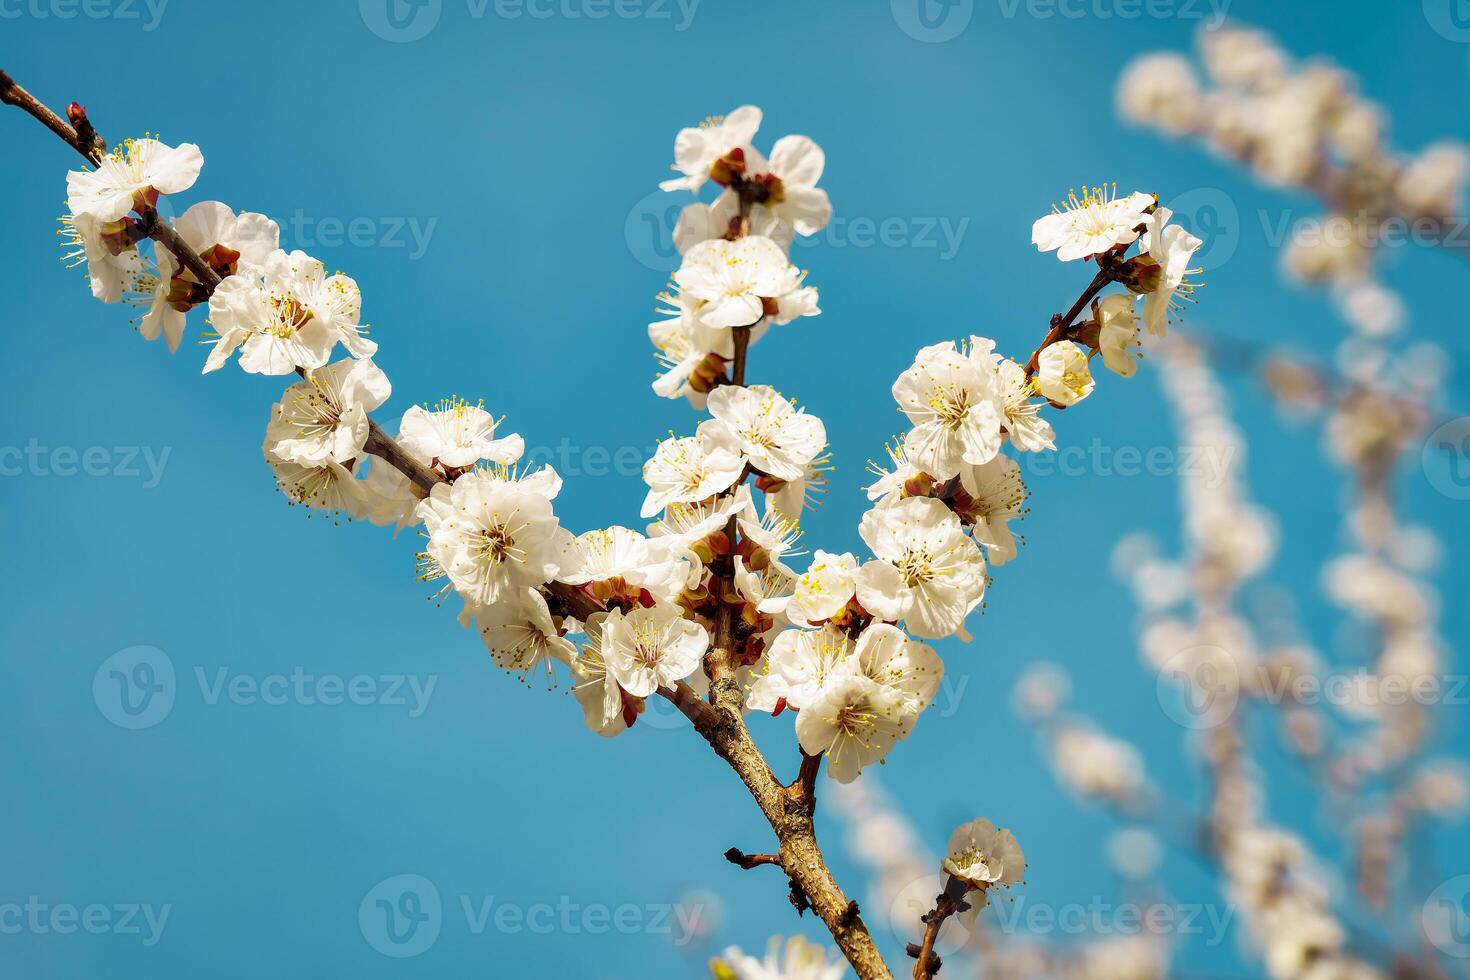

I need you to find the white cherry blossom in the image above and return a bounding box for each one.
[855,496,986,640]
[992,355,1056,452]
[1034,340,1095,407]
[204,249,373,376]
[138,201,279,352]
[1032,185,1154,262]
[398,398,524,473]
[1138,206,1203,335]
[472,588,577,683]
[264,358,391,465]
[267,454,366,514]
[852,623,943,717]
[673,191,791,254]
[602,603,709,697]
[744,135,833,237]
[719,936,846,980]
[795,670,909,783]
[1096,292,1143,377]
[942,818,1026,898]
[660,105,762,193]
[558,526,684,605]
[957,455,1027,566]
[417,470,569,607]
[640,422,746,518]
[747,624,854,713]
[66,137,204,222]
[759,550,858,627]
[60,211,141,304]
[674,236,814,330]
[893,339,1005,481]
[570,614,628,739]
[706,384,826,482]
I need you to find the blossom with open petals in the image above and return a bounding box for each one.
[1032,185,1153,262]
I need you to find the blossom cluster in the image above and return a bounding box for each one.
[55,110,1202,800]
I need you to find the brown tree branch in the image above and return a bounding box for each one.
[0,69,100,163]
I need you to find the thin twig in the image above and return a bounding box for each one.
[725,848,783,870]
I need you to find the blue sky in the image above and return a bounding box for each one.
[1,1,1466,976]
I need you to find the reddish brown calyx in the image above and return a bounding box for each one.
[1115,254,1162,295]
[620,689,644,729]
[902,471,936,500]
[587,577,656,612]
[946,483,986,526]
[199,243,243,278]
[66,102,88,126]
[687,528,731,567]
[742,172,785,206]
[708,147,747,187]
[165,276,212,312]
[130,186,161,215]
[753,474,787,496]
[689,353,729,394]
[1072,317,1102,352]
[99,218,134,257]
